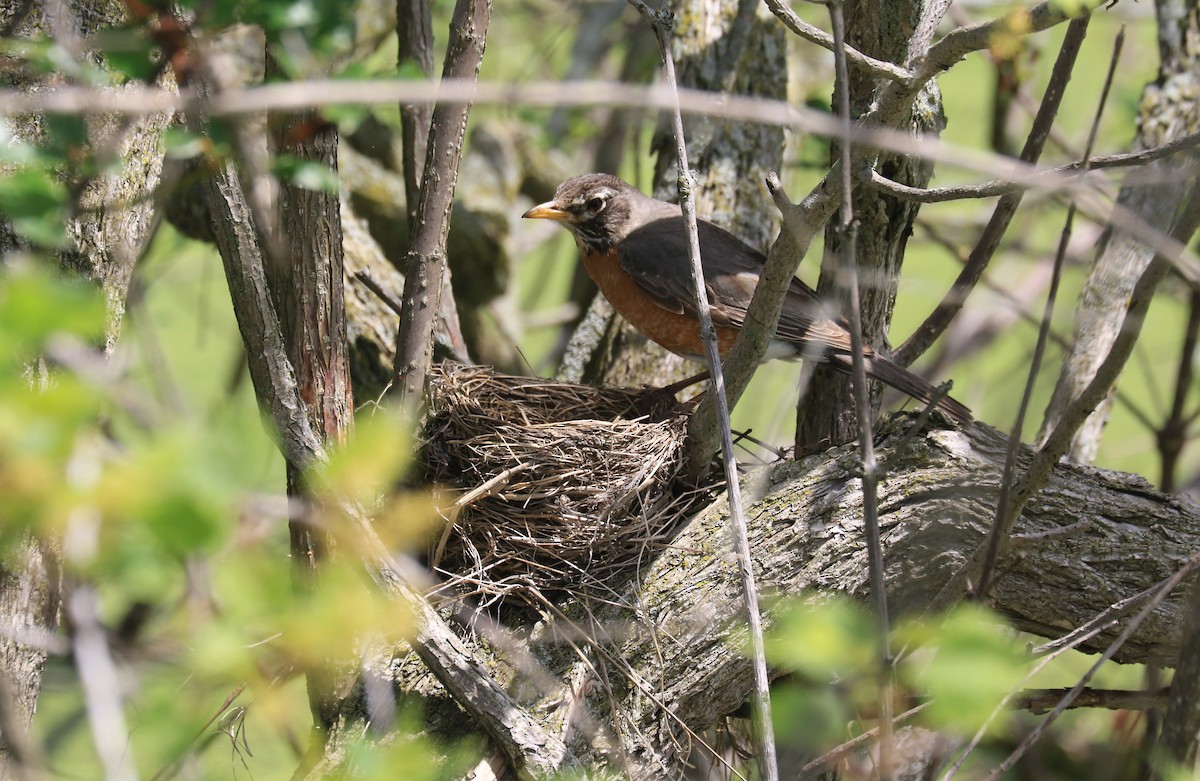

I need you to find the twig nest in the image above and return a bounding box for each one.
[422,363,693,601]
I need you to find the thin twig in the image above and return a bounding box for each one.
[623,2,778,778]
[1157,292,1200,491]
[354,269,405,317]
[865,132,1200,202]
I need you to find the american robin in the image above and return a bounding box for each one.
[523,173,971,423]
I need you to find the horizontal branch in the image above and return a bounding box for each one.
[865,128,1200,203]
[1013,686,1170,715]
[0,78,1134,188]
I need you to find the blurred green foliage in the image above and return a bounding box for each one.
[764,594,1167,775]
[0,243,444,778]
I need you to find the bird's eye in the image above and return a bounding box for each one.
[585,196,606,214]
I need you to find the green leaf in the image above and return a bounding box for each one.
[765,596,877,681]
[0,168,70,248]
[44,114,90,156]
[161,127,210,160]
[0,122,45,165]
[896,604,1026,737]
[771,685,851,755]
[96,27,162,83]
[310,409,413,505]
[319,103,369,134]
[143,489,225,557]
[0,261,107,350]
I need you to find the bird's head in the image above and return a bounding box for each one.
[522,173,638,253]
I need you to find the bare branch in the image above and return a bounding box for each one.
[392,0,490,401]
[1013,687,1171,715]
[827,0,893,770]
[761,0,910,81]
[865,130,1200,203]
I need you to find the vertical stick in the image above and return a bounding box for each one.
[624,2,779,778]
[976,16,1099,600]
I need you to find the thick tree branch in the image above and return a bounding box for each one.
[392,0,490,401]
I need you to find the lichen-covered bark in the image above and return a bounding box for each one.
[384,414,1198,777]
[651,0,787,251]
[0,541,58,774]
[798,0,946,452]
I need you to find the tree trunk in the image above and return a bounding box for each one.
[797,0,946,453]
[266,54,356,733]
[0,542,58,779]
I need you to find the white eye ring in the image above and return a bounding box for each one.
[585,196,606,214]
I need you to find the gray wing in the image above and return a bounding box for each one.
[617,215,852,352]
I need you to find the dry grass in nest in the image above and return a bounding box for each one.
[422,363,696,603]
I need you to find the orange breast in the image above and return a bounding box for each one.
[581,249,740,361]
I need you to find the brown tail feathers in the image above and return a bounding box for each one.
[830,353,973,424]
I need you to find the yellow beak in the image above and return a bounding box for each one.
[522,201,570,221]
